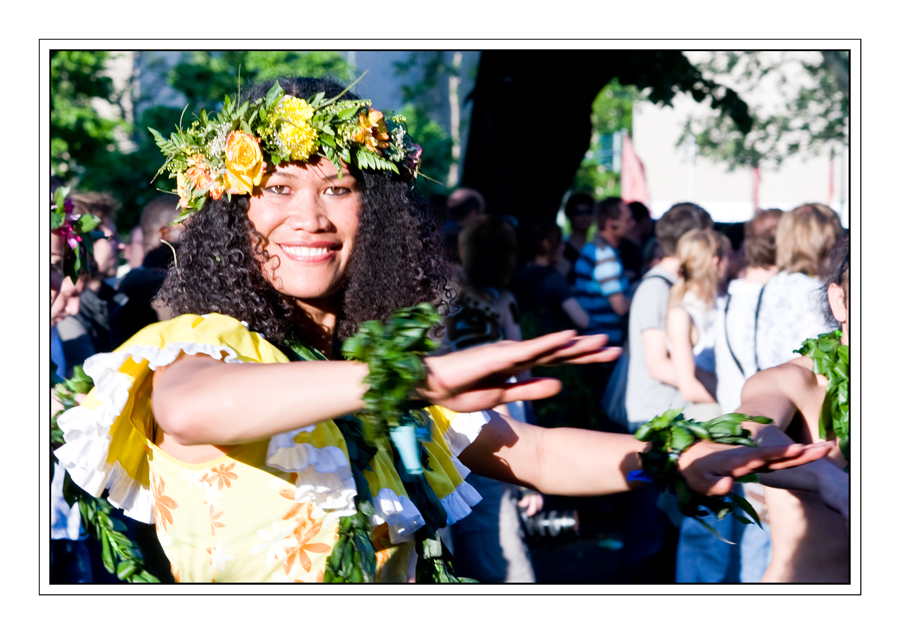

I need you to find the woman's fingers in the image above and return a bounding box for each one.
[680,440,836,496]
[729,442,835,478]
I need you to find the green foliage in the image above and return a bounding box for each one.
[796,330,849,468]
[323,503,378,583]
[395,104,452,196]
[341,303,441,438]
[679,52,849,170]
[50,51,131,180]
[572,79,641,199]
[168,51,355,115]
[51,366,159,582]
[393,52,461,196]
[634,409,773,542]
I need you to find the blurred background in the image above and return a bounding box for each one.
[49,47,851,584]
[51,49,849,234]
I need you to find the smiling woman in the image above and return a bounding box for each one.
[54,75,834,584]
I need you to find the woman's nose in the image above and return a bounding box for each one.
[285,198,333,233]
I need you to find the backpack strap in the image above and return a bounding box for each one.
[751,282,768,372]
[723,294,747,378]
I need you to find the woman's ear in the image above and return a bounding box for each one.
[828,282,847,324]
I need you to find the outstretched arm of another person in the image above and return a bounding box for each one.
[152,330,620,446]
[642,328,679,387]
[459,409,833,499]
[737,362,848,520]
[667,306,716,403]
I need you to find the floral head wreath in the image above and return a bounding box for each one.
[51,186,103,283]
[151,73,424,221]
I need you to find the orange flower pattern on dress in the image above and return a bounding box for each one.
[200,462,237,536]
[202,462,238,490]
[150,472,178,533]
[278,491,333,577]
[369,523,394,572]
[209,507,226,537]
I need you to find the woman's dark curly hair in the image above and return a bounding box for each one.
[157,76,452,349]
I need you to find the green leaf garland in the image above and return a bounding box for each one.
[632,409,773,542]
[795,330,850,469]
[51,367,159,583]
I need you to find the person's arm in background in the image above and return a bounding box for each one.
[737,361,849,521]
[667,306,716,403]
[561,297,590,330]
[642,328,679,387]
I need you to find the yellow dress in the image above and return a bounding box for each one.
[55,313,489,583]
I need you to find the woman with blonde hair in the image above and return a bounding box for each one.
[755,203,844,370]
[667,228,731,419]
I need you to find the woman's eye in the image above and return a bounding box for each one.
[325,186,351,196]
[266,185,292,195]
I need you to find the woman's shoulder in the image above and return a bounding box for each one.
[118,313,288,365]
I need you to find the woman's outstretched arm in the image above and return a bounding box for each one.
[459,410,835,498]
[151,330,620,446]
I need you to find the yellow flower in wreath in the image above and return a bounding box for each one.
[352,109,390,155]
[225,130,266,195]
[273,96,318,162]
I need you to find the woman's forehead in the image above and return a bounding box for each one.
[272,158,348,179]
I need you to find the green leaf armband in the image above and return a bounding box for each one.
[629,409,773,542]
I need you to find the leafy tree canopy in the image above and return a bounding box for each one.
[678,51,849,170]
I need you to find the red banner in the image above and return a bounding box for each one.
[621,131,650,205]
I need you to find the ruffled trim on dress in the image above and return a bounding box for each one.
[370,478,484,543]
[55,341,250,523]
[55,314,495,541]
[266,431,357,515]
[440,410,492,457]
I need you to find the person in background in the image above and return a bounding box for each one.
[755,203,844,371]
[665,228,735,584]
[711,207,782,582]
[440,187,487,286]
[57,192,125,368]
[619,200,653,282]
[110,195,183,346]
[737,234,850,582]
[50,187,91,583]
[558,192,595,285]
[573,197,633,347]
[119,225,145,278]
[666,228,730,419]
[511,219,589,335]
[620,202,712,583]
[444,215,542,583]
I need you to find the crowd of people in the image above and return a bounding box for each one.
[434,189,849,584]
[49,74,848,585]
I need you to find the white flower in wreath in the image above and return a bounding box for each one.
[249,520,294,567]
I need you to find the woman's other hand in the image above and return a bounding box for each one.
[419,331,621,413]
[678,440,836,497]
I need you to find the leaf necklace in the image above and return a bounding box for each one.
[795,330,849,470]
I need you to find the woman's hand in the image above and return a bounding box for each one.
[678,439,836,497]
[419,331,621,413]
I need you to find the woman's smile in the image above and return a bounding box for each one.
[247,157,360,303]
[278,241,340,263]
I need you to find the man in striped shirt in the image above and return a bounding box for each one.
[574,197,634,346]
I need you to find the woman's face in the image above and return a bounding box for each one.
[247,158,360,307]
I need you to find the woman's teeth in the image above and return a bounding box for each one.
[282,246,331,257]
